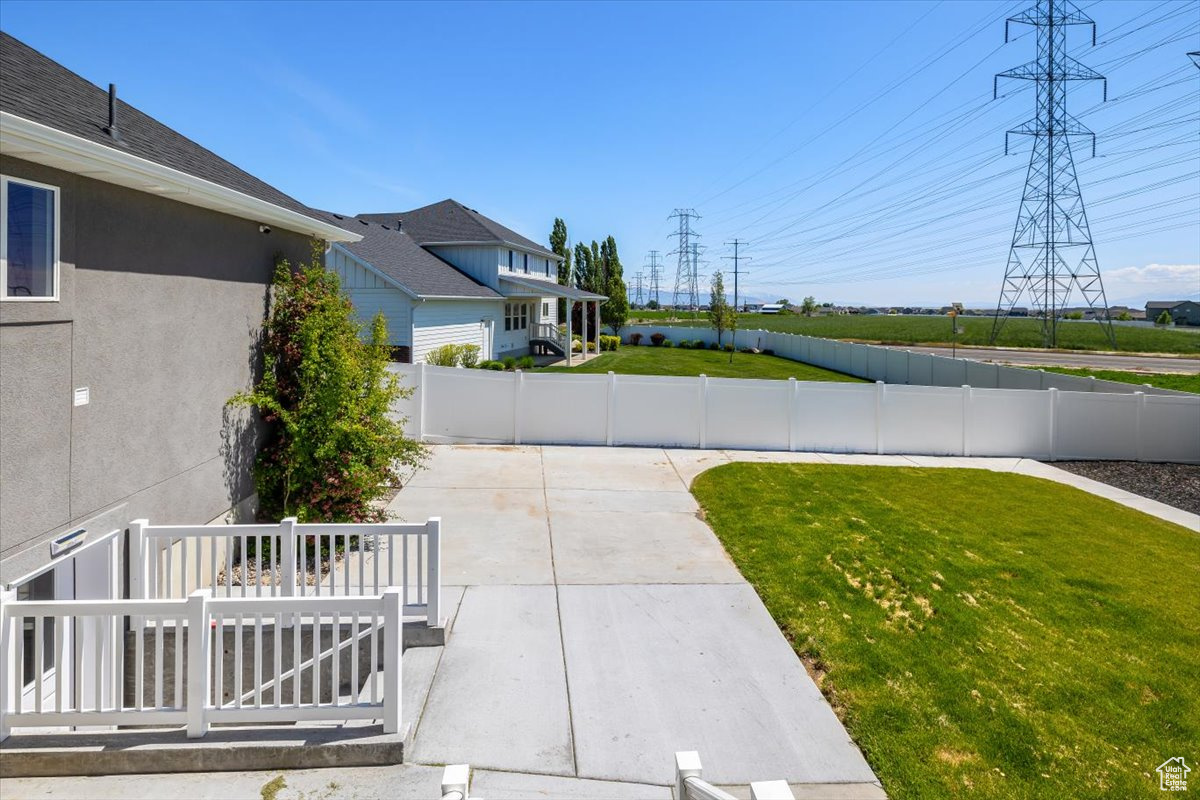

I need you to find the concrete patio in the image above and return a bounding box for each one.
[6,445,1192,799]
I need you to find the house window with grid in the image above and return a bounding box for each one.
[2,176,59,300]
[505,302,529,331]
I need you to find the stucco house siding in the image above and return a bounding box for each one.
[0,156,312,583]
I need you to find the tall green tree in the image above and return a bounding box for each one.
[600,235,628,334]
[590,240,603,293]
[573,241,594,292]
[550,218,571,286]
[801,296,818,317]
[708,270,733,345]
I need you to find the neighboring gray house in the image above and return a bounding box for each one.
[0,33,358,592]
[1146,300,1200,326]
[327,200,607,363]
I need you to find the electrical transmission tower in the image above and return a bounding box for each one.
[990,0,1114,349]
[645,250,663,306]
[1189,51,1200,69]
[630,271,645,306]
[668,209,701,310]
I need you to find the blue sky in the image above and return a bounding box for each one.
[4,0,1197,307]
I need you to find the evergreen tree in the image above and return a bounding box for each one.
[590,241,603,293]
[600,235,628,334]
[573,242,593,291]
[550,218,571,286]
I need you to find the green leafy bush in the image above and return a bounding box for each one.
[599,335,621,351]
[662,339,675,348]
[650,332,666,347]
[426,344,460,367]
[228,246,426,523]
[502,356,518,370]
[587,340,597,352]
[709,342,720,351]
[517,355,535,369]
[458,344,481,369]
[572,339,583,353]
[723,343,735,352]
[677,339,691,349]
[480,360,505,371]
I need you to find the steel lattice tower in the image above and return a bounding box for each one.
[645,250,663,306]
[668,209,701,309]
[990,0,1115,348]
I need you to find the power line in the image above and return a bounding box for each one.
[722,239,752,314]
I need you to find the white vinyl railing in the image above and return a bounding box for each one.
[130,517,441,628]
[530,322,565,350]
[0,589,402,740]
[676,751,795,800]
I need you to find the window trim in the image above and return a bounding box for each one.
[1,175,61,303]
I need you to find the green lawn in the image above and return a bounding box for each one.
[628,312,1200,355]
[692,464,1199,800]
[535,344,865,382]
[1039,366,1200,394]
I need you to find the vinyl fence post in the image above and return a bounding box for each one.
[513,370,523,445]
[382,588,403,734]
[280,518,297,598]
[787,377,798,452]
[186,588,211,738]
[1134,391,1146,462]
[1048,388,1059,461]
[426,518,441,628]
[875,381,886,455]
[962,385,972,457]
[606,371,617,447]
[698,374,709,449]
[751,781,796,800]
[417,362,427,440]
[129,519,148,601]
[0,588,16,742]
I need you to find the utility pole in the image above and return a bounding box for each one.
[723,239,750,350]
[990,0,1114,349]
[667,209,701,310]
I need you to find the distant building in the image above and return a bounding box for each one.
[759,303,784,314]
[1146,300,1200,326]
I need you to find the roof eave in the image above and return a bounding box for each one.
[0,111,360,243]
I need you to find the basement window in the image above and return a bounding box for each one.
[1,176,60,301]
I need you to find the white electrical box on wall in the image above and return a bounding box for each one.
[74,387,90,406]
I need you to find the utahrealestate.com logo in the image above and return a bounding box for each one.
[1156,757,1190,792]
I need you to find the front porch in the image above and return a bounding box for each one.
[499,275,607,366]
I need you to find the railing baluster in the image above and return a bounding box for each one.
[331,610,340,705]
[312,610,321,706]
[402,534,408,603]
[155,616,164,709]
[351,611,360,705]
[174,615,184,709]
[166,542,174,599]
[343,532,350,595]
[373,533,380,594]
[135,613,144,710]
[255,536,262,598]
[370,611,379,703]
[292,610,301,708]
[358,535,365,596]
[34,617,43,713]
[225,538,233,598]
[210,537,217,596]
[240,536,248,598]
[273,612,282,708]
[73,616,83,713]
[54,616,65,713]
[214,613,224,709]
[94,616,103,712]
[181,539,189,595]
[328,533,336,596]
[254,612,263,708]
[194,538,201,595]
[418,532,425,606]
[234,613,244,709]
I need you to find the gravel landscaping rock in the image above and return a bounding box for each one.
[1051,461,1200,516]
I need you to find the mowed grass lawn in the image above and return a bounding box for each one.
[629,311,1200,355]
[1040,366,1200,394]
[536,345,865,382]
[692,464,1199,800]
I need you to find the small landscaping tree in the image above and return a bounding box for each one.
[1156,310,1172,326]
[801,295,818,317]
[229,245,426,523]
[708,271,734,345]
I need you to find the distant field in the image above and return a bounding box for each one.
[1040,366,1200,394]
[534,344,863,382]
[627,312,1200,355]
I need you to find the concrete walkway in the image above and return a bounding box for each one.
[7,446,1193,800]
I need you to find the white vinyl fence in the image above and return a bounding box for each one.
[390,363,1200,463]
[0,590,403,739]
[622,325,1194,397]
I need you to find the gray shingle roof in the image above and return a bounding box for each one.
[0,32,329,227]
[359,199,559,259]
[323,213,501,299]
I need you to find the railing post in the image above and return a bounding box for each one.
[280,518,297,597]
[186,588,211,738]
[513,369,524,445]
[442,764,471,800]
[382,588,403,734]
[418,362,427,440]
[129,519,149,601]
[0,589,16,742]
[426,518,442,628]
[750,780,796,800]
[698,374,708,449]
[676,751,703,800]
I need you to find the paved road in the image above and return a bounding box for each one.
[892,345,1200,373]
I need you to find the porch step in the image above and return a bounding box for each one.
[0,721,410,778]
